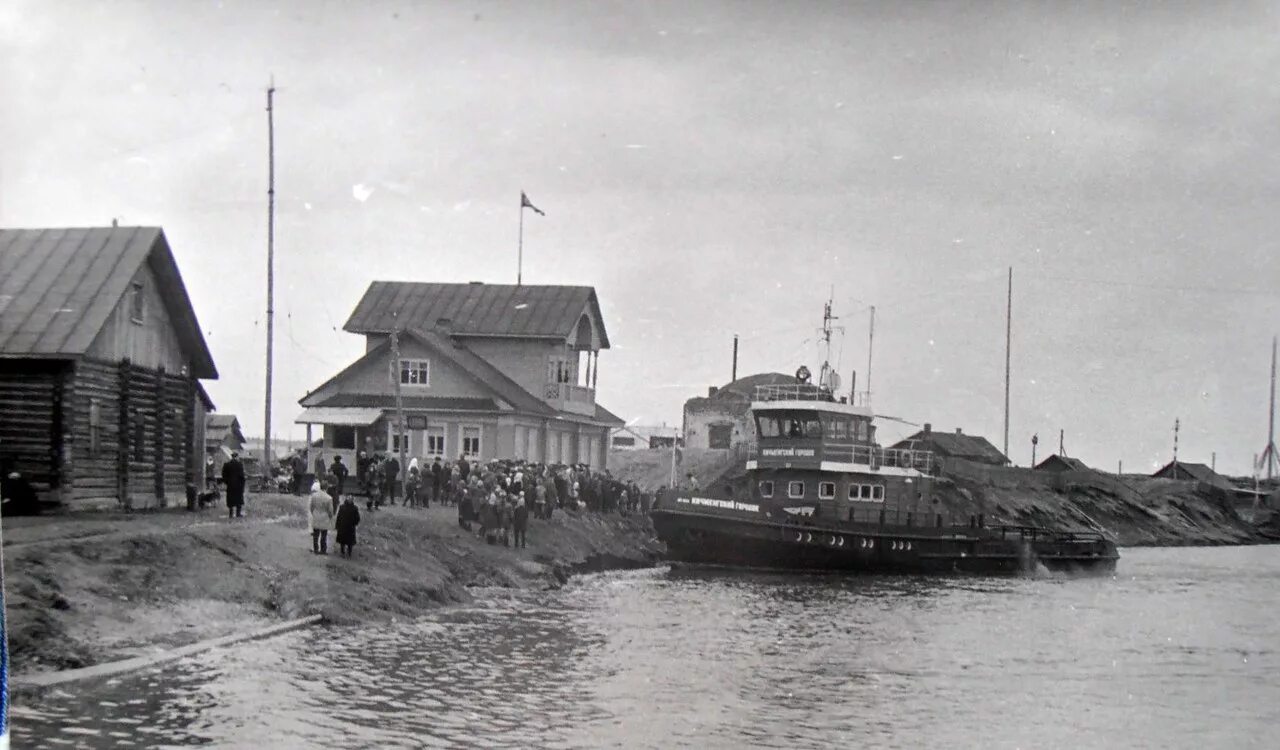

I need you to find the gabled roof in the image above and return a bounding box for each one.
[344,282,610,348]
[206,414,246,445]
[891,429,1009,464]
[0,227,217,378]
[1035,454,1089,471]
[1153,460,1233,489]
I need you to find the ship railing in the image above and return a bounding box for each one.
[748,443,937,474]
[843,508,989,528]
[753,384,837,403]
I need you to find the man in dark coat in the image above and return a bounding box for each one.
[431,457,443,505]
[384,455,401,504]
[335,495,361,557]
[330,455,349,496]
[458,454,471,482]
[222,452,246,518]
[1,470,40,517]
[290,454,306,494]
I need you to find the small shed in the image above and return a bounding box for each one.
[1035,454,1090,472]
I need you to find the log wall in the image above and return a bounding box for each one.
[0,359,66,495]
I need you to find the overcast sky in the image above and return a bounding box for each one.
[3,1,1279,475]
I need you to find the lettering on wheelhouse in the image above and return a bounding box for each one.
[677,496,760,513]
[760,447,816,458]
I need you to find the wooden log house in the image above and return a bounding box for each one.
[0,226,218,510]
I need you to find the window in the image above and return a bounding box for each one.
[462,426,481,458]
[819,481,835,499]
[613,436,636,447]
[130,282,145,324]
[822,417,851,440]
[331,426,356,450]
[755,411,823,440]
[426,427,446,456]
[758,480,774,498]
[547,357,574,384]
[390,432,405,452]
[787,480,805,499]
[855,420,869,442]
[399,359,430,386]
[848,483,885,501]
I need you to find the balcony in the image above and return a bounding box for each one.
[543,381,596,417]
[747,440,937,474]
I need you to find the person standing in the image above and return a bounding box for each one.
[513,494,529,549]
[431,457,443,506]
[335,494,361,558]
[385,454,401,505]
[308,480,335,554]
[222,452,246,518]
[330,455,349,496]
[458,454,471,482]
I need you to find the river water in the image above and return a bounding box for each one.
[13,546,1280,749]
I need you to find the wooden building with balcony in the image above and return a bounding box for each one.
[0,226,218,510]
[296,281,623,469]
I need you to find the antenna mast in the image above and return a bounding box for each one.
[263,80,276,472]
[1003,267,1012,460]
[1261,335,1278,482]
[818,290,843,390]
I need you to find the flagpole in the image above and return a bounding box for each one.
[517,197,524,287]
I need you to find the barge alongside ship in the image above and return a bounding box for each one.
[651,317,1118,576]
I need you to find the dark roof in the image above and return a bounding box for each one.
[592,402,625,427]
[891,429,1009,464]
[316,393,501,412]
[1153,461,1233,489]
[206,414,246,445]
[0,227,217,378]
[1034,454,1089,471]
[344,282,610,348]
[719,372,797,399]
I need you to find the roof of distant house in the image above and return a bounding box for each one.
[1035,454,1089,471]
[205,414,246,446]
[891,428,1009,464]
[344,282,610,348]
[1153,460,1234,489]
[0,226,217,378]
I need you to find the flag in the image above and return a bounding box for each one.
[520,191,545,216]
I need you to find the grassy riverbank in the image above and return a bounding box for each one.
[3,494,661,678]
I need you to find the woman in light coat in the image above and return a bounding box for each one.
[308,480,335,555]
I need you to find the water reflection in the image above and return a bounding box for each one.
[13,547,1280,749]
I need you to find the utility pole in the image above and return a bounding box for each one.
[389,316,407,501]
[732,334,739,383]
[1031,433,1039,467]
[1173,418,1180,464]
[1058,429,1064,457]
[866,305,875,405]
[1003,267,1012,460]
[263,80,276,473]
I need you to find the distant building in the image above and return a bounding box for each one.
[1035,454,1089,472]
[888,424,1009,467]
[1151,460,1235,491]
[610,424,682,451]
[297,282,624,468]
[205,413,246,475]
[0,227,218,510]
[682,372,797,450]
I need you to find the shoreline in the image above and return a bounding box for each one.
[4,493,662,682]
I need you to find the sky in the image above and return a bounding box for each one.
[2,1,1279,476]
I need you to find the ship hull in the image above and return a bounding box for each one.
[651,506,1118,576]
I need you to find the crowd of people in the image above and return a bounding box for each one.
[299,452,661,554]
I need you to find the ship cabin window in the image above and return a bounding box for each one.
[853,418,870,442]
[758,480,774,498]
[848,483,885,501]
[787,480,805,499]
[822,416,852,441]
[756,411,823,440]
[818,481,835,499]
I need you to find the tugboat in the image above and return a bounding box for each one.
[651,304,1119,576]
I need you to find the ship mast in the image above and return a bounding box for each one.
[817,290,843,392]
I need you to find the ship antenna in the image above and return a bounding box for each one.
[818,288,843,391]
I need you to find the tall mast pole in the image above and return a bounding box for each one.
[1265,335,1277,482]
[390,315,407,501]
[517,197,524,286]
[1003,267,1012,460]
[264,81,276,473]
[866,305,875,404]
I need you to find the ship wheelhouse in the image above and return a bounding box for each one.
[745,382,936,526]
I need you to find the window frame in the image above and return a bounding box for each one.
[398,358,431,387]
[461,424,482,459]
[818,481,836,499]
[787,480,805,499]
[129,282,146,325]
[759,480,774,498]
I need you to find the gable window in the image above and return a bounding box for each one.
[758,480,774,498]
[818,481,836,499]
[787,480,805,499]
[547,357,574,384]
[129,282,145,324]
[399,359,430,386]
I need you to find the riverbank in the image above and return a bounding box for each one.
[3,493,661,679]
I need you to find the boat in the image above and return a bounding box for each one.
[650,304,1119,576]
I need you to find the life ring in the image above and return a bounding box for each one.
[860,539,867,549]
[795,532,803,542]
[828,536,836,546]
[805,533,813,543]
[837,537,845,547]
